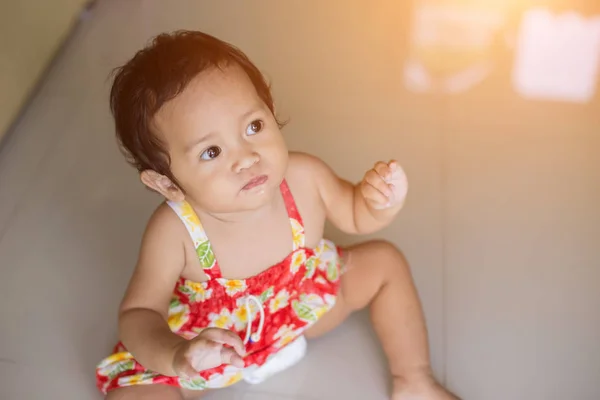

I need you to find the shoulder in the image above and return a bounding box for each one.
[131,202,191,284]
[284,152,329,241]
[284,152,337,215]
[287,151,334,182]
[286,151,329,193]
[285,151,329,207]
[142,201,189,248]
[147,202,182,231]
[287,151,344,194]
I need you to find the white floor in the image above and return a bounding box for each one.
[6,1,600,400]
[0,1,391,399]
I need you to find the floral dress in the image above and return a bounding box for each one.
[96,180,343,394]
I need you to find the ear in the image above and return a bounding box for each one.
[140,170,185,202]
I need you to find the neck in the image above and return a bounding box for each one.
[192,195,281,226]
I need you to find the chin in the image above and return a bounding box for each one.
[240,183,279,208]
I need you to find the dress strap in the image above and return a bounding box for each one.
[280,179,305,250]
[166,201,221,279]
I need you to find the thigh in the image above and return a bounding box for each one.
[105,385,208,400]
[305,240,404,338]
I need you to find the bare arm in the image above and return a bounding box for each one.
[117,204,188,376]
[293,153,405,235]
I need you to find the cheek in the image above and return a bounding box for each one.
[188,172,236,207]
[170,158,216,195]
[260,132,287,159]
[170,160,198,185]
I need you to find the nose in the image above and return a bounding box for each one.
[232,146,260,173]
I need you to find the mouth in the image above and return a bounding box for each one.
[242,175,268,191]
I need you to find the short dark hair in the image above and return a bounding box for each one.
[109,30,282,187]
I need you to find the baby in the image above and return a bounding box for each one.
[95,31,459,400]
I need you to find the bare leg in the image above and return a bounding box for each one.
[106,385,208,400]
[305,240,460,400]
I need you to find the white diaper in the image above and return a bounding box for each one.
[242,335,307,385]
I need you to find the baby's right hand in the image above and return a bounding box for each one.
[172,327,245,378]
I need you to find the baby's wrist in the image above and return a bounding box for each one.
[366,201,400,222]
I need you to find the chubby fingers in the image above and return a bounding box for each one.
[184,340,244,374]
[178,329,245,375]
[199,327,245,357]
[176,355,201,379]
[374,160,399,182]
[361,162,393,205]
[387,160,398,176]
[220,346,245,368]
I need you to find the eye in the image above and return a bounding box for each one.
[200,146,221,160]
[246,119,264,136]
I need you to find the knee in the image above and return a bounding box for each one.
[367,239,405,258]
[373,240,410,278]
[366,240,410,274]
[366,239,397,251]
[344,239,411,279]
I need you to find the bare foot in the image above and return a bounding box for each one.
[392,376,461,400]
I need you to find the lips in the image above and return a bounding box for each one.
[242,175,268,190]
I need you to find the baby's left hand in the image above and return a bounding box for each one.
[360,160,408,210]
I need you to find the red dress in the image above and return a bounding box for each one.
[96,180,343,393]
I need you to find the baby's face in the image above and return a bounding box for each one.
[153,65,288,214]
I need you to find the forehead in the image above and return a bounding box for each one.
[153,64,261,146]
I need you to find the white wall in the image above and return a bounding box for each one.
[0,0,89,139]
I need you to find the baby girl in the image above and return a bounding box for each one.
[95,30,459,400]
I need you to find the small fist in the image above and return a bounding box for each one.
[360,160,408,210]
[172,328,245,379]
